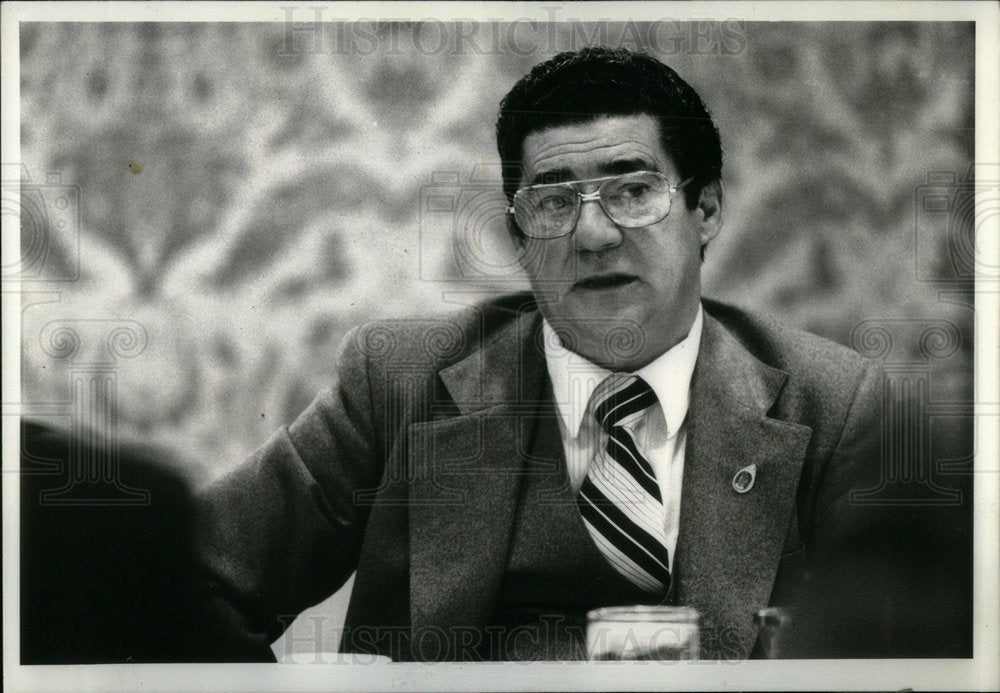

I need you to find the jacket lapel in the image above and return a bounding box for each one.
[408,307,551,660]
[673,312,812,660]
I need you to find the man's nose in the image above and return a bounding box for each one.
[573,195,624,252]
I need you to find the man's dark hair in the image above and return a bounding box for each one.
[496,46,723,219]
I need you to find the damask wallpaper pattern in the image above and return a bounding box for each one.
[17,22,971,463]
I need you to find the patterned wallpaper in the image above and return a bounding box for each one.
[18,21,973,470]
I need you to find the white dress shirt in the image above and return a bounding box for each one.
[542,307,704,571]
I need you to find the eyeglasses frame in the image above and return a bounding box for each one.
[506,171,694,240]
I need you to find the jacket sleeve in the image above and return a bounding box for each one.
[191,326,383,661]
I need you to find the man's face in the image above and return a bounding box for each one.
[516,114,721,370]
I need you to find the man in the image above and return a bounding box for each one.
[195,47,917,661]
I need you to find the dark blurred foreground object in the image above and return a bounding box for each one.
[19,419,207,663]
[755,481,973,658]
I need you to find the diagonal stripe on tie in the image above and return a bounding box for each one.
[588,463,664,527]
[578,374,671,594]
[605,433,661,500]
[578,478,671,576]
[594,380,659,432]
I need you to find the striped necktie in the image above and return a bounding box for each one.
[577,374,671,595]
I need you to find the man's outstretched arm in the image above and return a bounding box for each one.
[192,327,382,661]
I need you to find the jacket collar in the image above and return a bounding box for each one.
[438,301,546,416]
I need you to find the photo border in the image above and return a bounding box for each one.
[2,2,997,691]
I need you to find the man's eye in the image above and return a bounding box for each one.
[616,183,652,199]
[538,194,571,212]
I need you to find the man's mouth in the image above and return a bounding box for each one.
[574,273,638,290]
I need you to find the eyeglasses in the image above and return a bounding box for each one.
[507,171,692,240]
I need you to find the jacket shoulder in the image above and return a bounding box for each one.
[346,291,537,371]
[702,298,878,402]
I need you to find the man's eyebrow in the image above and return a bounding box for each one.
[527,168,575,186]
[527,159,658,187]
[598,158,659,176]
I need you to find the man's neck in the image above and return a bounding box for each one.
[546,306,701,372]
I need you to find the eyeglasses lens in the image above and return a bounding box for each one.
[601,173,672,228]
[514,188,578,238]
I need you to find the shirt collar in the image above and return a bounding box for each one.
[543,306,703,440]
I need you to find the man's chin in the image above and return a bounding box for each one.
[561,293,646,326]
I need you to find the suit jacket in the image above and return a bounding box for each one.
[195,292,907,661]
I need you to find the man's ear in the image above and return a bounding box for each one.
[507,214,527,251]
[697,180,723,245]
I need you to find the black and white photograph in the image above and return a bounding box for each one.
[3,2,998,691]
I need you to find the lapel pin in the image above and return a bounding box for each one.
[732,464,756,494]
